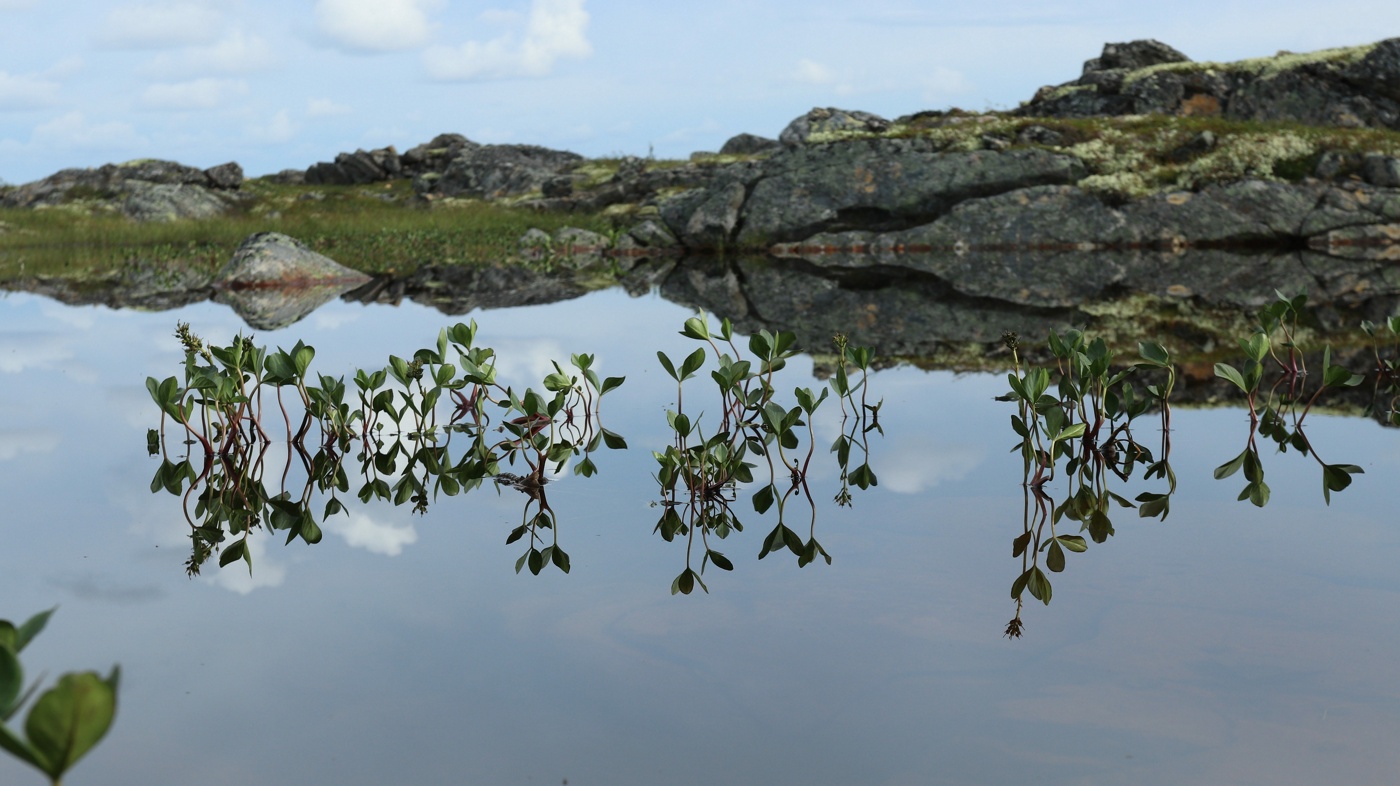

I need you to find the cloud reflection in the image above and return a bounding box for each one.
[325,510,418,556]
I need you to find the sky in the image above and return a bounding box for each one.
[0,1,1398,184]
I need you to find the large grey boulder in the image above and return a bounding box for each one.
[423,144,583,200]
[203,162,243,189]
[779,107,892,147]
[400,133,478,176]
[212,232,372,330]
[305,147,402,185]
[719,133,780,155]
[122,182,235,222]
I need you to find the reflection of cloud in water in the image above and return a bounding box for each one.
[875,442,984,494]
[50,573,164,604]
[482,337,569,389]
[0,430,59,460]
[311,309,362,331]
[325,510,418,556]
[0,332,74,373]
[206,535,287,594]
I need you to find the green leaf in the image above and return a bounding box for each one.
[551,547,571,574]
[1011,568,1032,600]
[679,347,706,380]
[1046,540,1066,573]
[1138,340,1170,367]
[599,376,625,395]
[707,551,734,571]
[24,668,120,781]
[752,484,775,514]
[1214,363,1250,393]
[1214,449,1248,480]
[1056,535,1088,553]
[0,645,22,719]
[1026,567,1053,605]
[681,316,710,340]
[1012,531,1031,558]
[218,539,247,568]
[656,351,679,381]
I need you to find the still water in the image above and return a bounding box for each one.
[2,285,1399,785]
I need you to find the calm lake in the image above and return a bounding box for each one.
[2,270,1399,786]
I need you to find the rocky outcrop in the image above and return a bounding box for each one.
[304,147,403,185]
[720,133,780,155]
[0,159,244,220]
[1018,38,1400,130]
[779,107,892,146]
[416,144,583,200]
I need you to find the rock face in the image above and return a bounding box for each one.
[779,107,892,147]
[417,144,583,200]
[1019,38,1400,130]
[305,147,403,185]
[0,159,244,219]
[719,133,780,155]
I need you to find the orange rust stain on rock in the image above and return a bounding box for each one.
[1179,94,1221,117]
[1166,192,1192,206]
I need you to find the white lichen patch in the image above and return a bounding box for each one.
[1176,132,1315,188]
[1123,42,1380,85]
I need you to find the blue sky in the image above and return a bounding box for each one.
[1,0,1398,184]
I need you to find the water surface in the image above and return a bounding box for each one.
[2,287,1398,785]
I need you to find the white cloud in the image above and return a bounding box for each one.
[206,536,287,594]
[793,58,834,85]
[306,97,352,118]
[316,0,439,53]
[325,510,418,556]
[423,0,591,81]
[31,111,147,149]
[248,108,298,142]
[45,57,85,80]
[0,430,59,461]
[0,70,60,109]
[95,2,224,49]
[921,66,972,101]
[143,30,278,75]
[877,442,984,494]
[790,57,854,95]
[140,78,248,110]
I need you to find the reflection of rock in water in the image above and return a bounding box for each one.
[211,232,370,329]
[655,251,1400,367]
[213,281,368,331]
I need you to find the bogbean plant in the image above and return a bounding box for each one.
[149,321,625,578]
[1213,292,1365,507]
[0,609,119,786]
[999,330,1177,638]
[1362,314,1400,426]
[652,315,881,594]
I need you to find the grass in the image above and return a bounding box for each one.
[0,177,615,281]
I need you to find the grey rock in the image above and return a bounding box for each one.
[683,181,747,248]
[518,228,553,253]
[212,232,371,330]
[204,162,243,189]
[425,144,583,199]
[122,182,233,222]
[268,169,305,185]
[1022,37,1400,131]
[1362,154,1400,187]
[1015,125,1066,146]
[612,155,647,182]
[400,133,477,175]
[0,159,211,208]
[623,219,679,248]
[736,139,1087,246]
[1165,130,1217,163]
[778,107,892,147]
[541,175,575,198]
[719,133,780,155]
[1088,40,1190,73]
[215,232,369,288]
